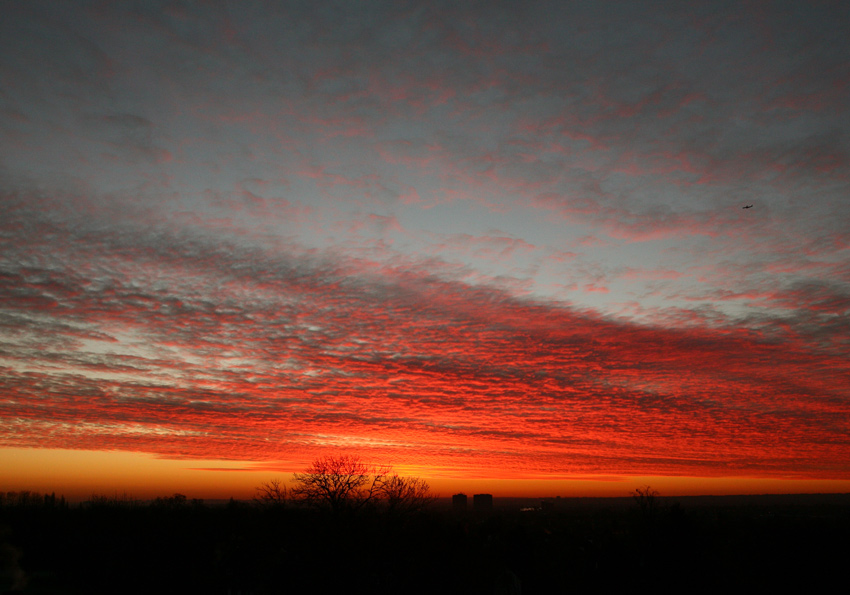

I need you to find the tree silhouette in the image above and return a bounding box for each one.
[254,478,287,508]
[379,474,436,515]
[633,485,660,518]
[290,454,389,516]
[288,454,435,517]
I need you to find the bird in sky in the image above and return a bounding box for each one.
[743,205,753,209]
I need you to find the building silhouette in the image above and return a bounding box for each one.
[473,493,493,513]
[452,493,468,512]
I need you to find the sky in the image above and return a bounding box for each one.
[2,0,849,499]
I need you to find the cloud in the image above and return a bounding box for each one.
[1,189,849,477]
[1,1,848,481]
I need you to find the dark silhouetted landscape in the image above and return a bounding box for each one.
[2,489,848,594]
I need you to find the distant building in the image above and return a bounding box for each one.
[473,493,493,513]
[452,493,468,512]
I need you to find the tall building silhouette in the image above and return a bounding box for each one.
[473,493,493,513]
[452,493,468,512]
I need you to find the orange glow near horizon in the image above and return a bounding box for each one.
[3,4,850,500]
[4,449,850,503]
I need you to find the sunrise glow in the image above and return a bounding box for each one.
[2,1,849,500]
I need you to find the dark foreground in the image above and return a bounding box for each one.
[2,493,849,594]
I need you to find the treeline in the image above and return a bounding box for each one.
[254,454,436,516]
[0,491,67,509]
[0,490,205,510]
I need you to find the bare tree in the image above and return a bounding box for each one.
[633,485,660,518]
[290,454,390,516]
[254,478,287,508]
[378,474,436,515]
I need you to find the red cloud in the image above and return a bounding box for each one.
[2,203,849,480]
